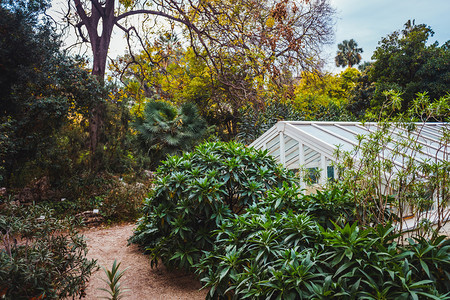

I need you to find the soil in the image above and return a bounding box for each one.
[82,223,208,300]
[80,220,450,300]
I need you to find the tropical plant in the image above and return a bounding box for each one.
[132,100,208,169]
[196,192,450,299]
[129,141,297,270]
[99,260,129,300]
[335,39,363,68]
[0,203,97,299]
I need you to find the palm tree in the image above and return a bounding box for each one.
[133,100,208,168]
[335,39,363,68]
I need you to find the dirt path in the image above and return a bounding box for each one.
[82,223,208,300]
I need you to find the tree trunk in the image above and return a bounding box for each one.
[89,40,108,156]
[74,0,115,158]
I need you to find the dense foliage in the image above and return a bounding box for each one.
[196,186,450,299]
[237,68,358,144]
[0,0,151,224]
[130,141,297,270]
[132,100,208,169]
[351,20,450,116]
[0,203,97,299]
[0,0,103,186]
[237,101,305,145]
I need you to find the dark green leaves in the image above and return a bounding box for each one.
[132,100,208,169]
[130,141,296,271]
[197,203,450,299]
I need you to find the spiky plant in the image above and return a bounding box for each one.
[99,260,129,300]
[132,100,208,168]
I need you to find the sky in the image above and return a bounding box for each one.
[49,0,450,73]
[325,0,450,72]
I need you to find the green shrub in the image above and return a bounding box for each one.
[196,192,450,299]
[41,173,151,223]
[100,180,151,222]
[0,203,97,299]
[130,141,297,270]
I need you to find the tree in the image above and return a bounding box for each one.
[0,0,103,186]
[132,100,208,168]
[292,68,359,118]
[65,0,335,144]
[368,20,450,112]
[335,39,363,68]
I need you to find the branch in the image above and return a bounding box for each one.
[76,22,89,43]
[115,9,191,28]
[114,23,157,82]
[73,0,90,25]
[114,7,220,72]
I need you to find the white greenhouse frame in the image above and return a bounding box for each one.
[249,121,449,228]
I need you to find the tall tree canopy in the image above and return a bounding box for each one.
[368,20,450,111]
[64,0,335,141]
[0,0,103,185]
[68,0,335,79]
[335,39,363,68]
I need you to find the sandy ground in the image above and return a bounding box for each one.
[80,221,450,300]
[82,223,208,300]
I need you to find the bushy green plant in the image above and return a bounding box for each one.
[298,186,356,229]
[0,203,97,299]
[100,180,151,222]
[250,184,357,229]
[130,141,297,270]
[196,205,321,299]
[197,194,450,299]
[40,172,151,223]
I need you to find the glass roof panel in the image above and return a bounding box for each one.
[293,124,355,152]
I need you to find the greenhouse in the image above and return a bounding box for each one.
[249,121,448,189]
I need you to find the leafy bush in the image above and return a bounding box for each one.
[251,184,357,229]
[130,141,297,270]
[196,205,321,299]
[294,186,356,229]
[39,173,151,223]
[197,193,450,299]
[0,203,97,299]
[100,180,151,222]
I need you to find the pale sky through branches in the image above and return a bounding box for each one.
[49,0,450,73]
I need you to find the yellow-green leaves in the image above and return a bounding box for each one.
[119,0,134,9]
[266,16,275,28]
